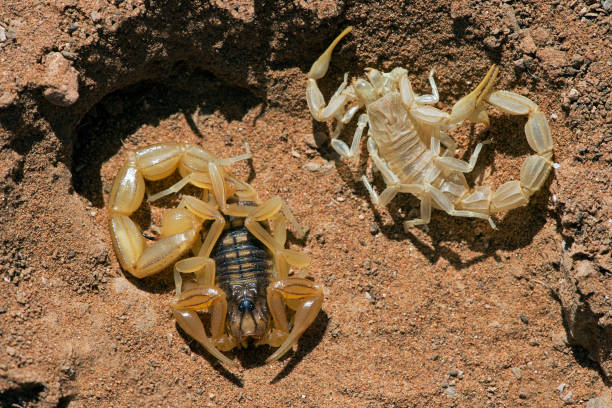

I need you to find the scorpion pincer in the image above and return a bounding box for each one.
[306,27,554,229]
[107,142,323,366]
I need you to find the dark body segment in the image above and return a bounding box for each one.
[211,216,271,305]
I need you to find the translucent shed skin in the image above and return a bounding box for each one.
[306,27,554,230]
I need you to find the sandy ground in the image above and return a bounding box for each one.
[0,0,611,407]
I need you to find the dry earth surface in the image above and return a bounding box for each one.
[0,0,611,407]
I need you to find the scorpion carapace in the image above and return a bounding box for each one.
[107,143,323,366]
[306,27,554,229]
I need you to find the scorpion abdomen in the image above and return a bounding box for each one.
[212,218,271,295]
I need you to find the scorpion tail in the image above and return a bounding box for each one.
[458,90,554,223]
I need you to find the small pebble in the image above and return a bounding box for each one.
[557,383,566,393]
[483,36,501,50]
[449,369,459,377]
[61,51,78,60]
[5,27,17,40]
[585,393,612,407]
[518,389,529,399]
[552,331,569,350]
[562,391,573,404]
[444,386,457,398]
[15,291,28,304]
[91,11,102,22]
[304,132,327,149]
[0,92,16,108]
[520,313,529,324]
[571,54,585,68]
[519,34,537,55]
[511,367,522,379]
[369,224,379,235]
[568,88,580,101]
[550,113,558,120]
[42,52,79,107]
[303,162,321,172]
[0,27,6,42]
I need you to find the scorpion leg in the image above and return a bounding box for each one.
[177,195,226,258]
[265,277,324,363]
[173,256,215,295]
[226,176,259,202]
[215,142,252,166]
[147,172,213,202]
[244,197,310,279]
[403,193,432,229]
[415,69,440,105]
[438,131,458,156]
[434,138,492,173]
[399,72,450,126]
[428,185,496,228]
[172,286,237,366]
[148,143,252,203]
[331,113,368,163]
[362,138,403,206]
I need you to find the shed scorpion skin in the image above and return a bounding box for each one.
[306,27,554,229]
[108,142,323,366]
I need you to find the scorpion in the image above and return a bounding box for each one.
[107,142,323,366]
[306,27,554,229]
